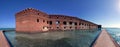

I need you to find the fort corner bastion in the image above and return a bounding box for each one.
[15,8,101,33]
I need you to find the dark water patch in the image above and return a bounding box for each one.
[16,36,72,47]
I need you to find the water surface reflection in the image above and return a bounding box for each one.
[16,30,101,47]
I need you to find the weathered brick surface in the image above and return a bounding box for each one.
[0,31,10,47]
[16,8,100,33]
[93,29,119,47]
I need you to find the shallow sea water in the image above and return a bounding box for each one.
[16,30,101,47]
[0,28,101,47]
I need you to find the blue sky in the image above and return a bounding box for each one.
[0,0,120,28]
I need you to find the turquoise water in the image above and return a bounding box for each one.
[4,31,16,47]
[16,30,101,47]
[106,28,120,46]
[0,28,101,47]
[0,28,15,31]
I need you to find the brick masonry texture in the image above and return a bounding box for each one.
[15,8,101,33]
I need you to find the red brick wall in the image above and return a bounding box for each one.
[16,8,49,33]
[16,8,99,33]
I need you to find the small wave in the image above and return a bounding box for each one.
[116,34,120,37]
[117,41,120,46]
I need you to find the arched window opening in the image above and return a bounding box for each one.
[75,22,77,25]
[63,21,67,25]
[70,27,72,29]
[49,21,52,25]
[37,19,39,22]
[43,20,45,22]
[56,20,60,25]
[64,27,66,29]
[69,22,72,25]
